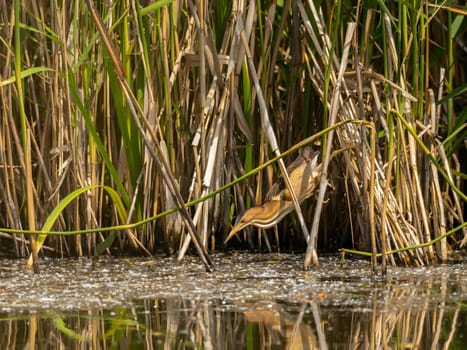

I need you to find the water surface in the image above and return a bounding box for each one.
[0,253,465,348]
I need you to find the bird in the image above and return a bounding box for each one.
[225,147,321,244]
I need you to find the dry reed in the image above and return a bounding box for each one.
[0,0,465,269]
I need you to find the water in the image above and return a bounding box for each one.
[0,253,466,349]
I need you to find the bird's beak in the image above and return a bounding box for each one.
[224,223,243,244]
[224,211,248,244]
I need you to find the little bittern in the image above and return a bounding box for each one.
[225,147,321,244]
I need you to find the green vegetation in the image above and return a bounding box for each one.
[0,0,465,268]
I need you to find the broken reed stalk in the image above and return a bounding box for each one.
[84,0,212,271]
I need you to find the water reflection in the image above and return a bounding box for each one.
[0,297,465,349]
[0,254,465,349]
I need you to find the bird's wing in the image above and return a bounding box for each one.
[265,147,319,202]
[264,153,306,201]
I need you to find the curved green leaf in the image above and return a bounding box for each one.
[28,185,128,267]
[0,67,54,87]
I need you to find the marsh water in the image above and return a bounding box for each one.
[0,253,466,349]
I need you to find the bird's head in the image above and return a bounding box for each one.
[223,207,256,244]
[224,200,294,244]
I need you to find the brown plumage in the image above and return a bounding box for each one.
[265,147,320,202]
[224,200,295,243]
[225,147,321,244]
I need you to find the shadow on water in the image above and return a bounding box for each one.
[0,253,466,349]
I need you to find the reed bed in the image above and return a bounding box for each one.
[0,1,465,268]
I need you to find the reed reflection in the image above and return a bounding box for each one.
[0,291,464,350]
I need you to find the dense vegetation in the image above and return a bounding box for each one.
[0,0,465,270]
